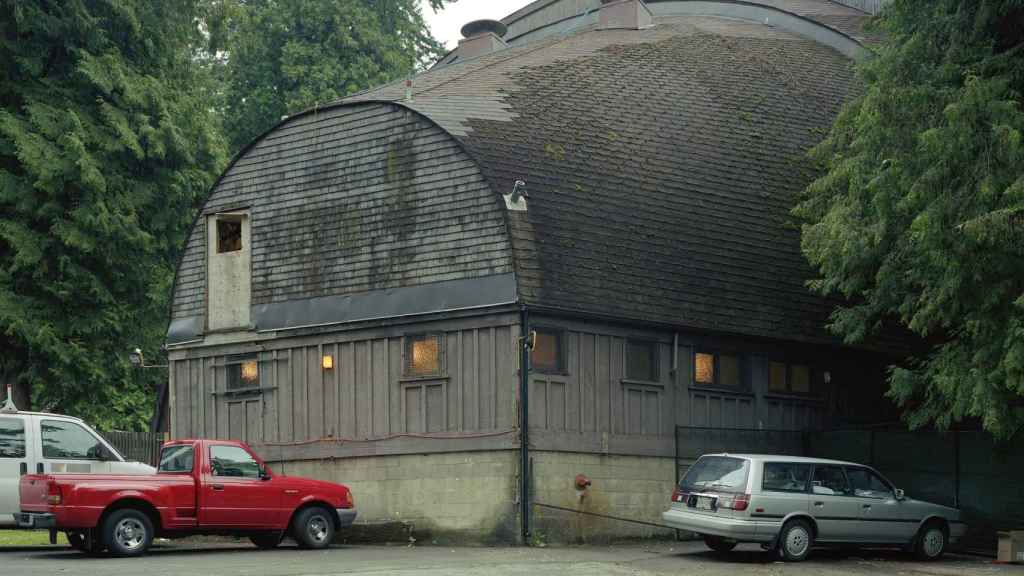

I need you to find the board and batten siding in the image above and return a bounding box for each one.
[169,316,521,457]
[170,101,513,333]
[527,320,835,458]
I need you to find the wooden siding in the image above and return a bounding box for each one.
[171,102,512,323]
[169,318,520,449]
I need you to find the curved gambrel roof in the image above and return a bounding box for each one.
[343,6,866,343]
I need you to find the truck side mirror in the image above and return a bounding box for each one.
[259,465,271,481]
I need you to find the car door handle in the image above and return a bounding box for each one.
[19,462,27,476]
[211,484,225,491]
[813,501,824,507]
[862,504,872,509]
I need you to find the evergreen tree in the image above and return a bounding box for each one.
[220,0,450,153]
[0,0,228,428]
[795,0,1024,438]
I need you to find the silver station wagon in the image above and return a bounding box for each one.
[662,454,967,562]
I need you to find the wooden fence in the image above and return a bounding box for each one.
[101,430,165,466]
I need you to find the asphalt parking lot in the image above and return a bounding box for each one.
[0,540,1017,576]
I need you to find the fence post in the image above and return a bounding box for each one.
[868,429,876,466]
[953,430,960,508]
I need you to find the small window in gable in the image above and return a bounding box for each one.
[530,328,564,372]
[626,339,658,382]
[217,218,243,253]
[405,334,443,377]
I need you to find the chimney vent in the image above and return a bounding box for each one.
[598,0,653,31]
[456,19,508,60]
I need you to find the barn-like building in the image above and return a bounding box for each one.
[162,0,900,542]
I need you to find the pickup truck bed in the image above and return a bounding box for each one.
[17,439,356,556]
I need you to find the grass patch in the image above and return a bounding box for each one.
[0,530,59,546]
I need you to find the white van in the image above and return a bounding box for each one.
[0,408,156,527]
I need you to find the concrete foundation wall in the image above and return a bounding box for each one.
[529,451,676,543]
[276,450,520,543]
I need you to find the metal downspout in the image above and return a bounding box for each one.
[519,306,531,544]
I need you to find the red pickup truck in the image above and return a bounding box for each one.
[15,438,356,556]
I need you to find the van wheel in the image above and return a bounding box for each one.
[250,532,283,549]
[293,506,334,550]
[914,522,947,561]
[102,508,154,557]
[704,535,737,553]
[778,519,813,562]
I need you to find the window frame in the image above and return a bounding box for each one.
[810,463,852,497]
[692,350,746,391]
[766,359,820,397]
[214,214,245,254]
[761,461,812,494]
[529,327,566,374]
[225,353,261,392]
[158,444,195,474]
[844,466,896,500]
[209,444,262,480]
[625,338,659,383]
[39,419,114,461]
[0,416,27,459]
[403,332,445,379]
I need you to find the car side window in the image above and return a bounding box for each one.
[845,467,893,499]
[159,445,194,473]
[210,445,260,479]
[762,462,811,493]
[0,417,26,459]
[41,419,108,460]
[811,465,851,496]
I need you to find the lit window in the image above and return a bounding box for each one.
[530,329,563,372]
[695,353,715,384]
[216,218,242,253]
[406,334,441,376]
[227,355,259,390]
[626,340,658,381]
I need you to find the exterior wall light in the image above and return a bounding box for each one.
[322,355,334,370]
[129,347,167,369]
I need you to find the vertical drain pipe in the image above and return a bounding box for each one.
[519,306,531,544]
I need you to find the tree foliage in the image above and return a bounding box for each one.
[795,0,1024,438]
[0,0,228,429]
[219,0,451,153]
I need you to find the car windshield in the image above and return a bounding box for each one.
[679,456,749,493]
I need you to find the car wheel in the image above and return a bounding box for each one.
[250,532,283,550]
[293,506,335,550]
[704,535,738,553]
[914,522,947,561]
[102,508,154,557]
[778,519,813,562]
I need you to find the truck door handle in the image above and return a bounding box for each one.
[36,463,43,474]
[211,484,225,491]
[19,462,27,476]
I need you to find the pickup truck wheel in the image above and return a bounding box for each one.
[293,506,334,549]
[103,508,154,557]
[250,532,282,549]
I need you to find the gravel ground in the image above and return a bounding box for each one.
[0,539,1014,576]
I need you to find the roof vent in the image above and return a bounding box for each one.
[598,0,653,31]
[456,19,508,60]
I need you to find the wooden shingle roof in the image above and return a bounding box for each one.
[345,11,866,343]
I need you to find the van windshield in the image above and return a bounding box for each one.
[679,456,749,493]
